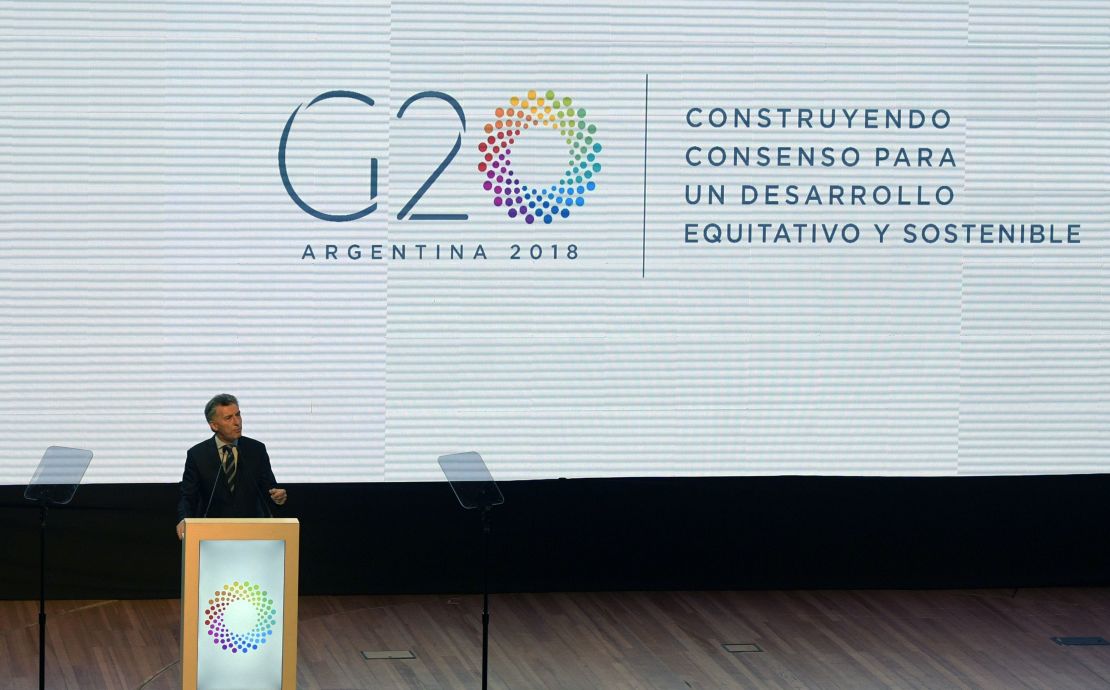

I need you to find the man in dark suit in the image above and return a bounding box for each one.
[176,394,288,540]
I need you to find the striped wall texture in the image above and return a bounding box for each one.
[0,1,1105,482]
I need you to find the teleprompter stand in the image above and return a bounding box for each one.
[23,446,93,690]
[438,452,505,690]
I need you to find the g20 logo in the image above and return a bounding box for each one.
[203,580,277,656]
[479,89,602,225]
[278,89,602,227]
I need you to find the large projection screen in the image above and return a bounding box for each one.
[1,2,1106,483]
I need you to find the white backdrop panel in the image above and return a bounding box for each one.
[0,1,1105,482]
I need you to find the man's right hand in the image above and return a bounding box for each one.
[176,520,185,541]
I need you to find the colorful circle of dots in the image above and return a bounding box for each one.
[203,581,277,656]
[479,90,601,227]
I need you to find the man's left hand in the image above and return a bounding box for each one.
[269,488,288,505]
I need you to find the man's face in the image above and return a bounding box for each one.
[209,403,242,443]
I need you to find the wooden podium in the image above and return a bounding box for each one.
[181,518,299,690]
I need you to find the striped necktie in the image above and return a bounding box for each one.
[221,445,237,493]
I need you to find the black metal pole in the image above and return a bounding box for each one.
[481,505,490,690]
[39,501,47,690]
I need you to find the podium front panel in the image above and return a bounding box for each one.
[182,519,299,690]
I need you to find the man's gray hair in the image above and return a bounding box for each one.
[205,394,239,422]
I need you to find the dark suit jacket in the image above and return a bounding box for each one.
[177,435,279,522]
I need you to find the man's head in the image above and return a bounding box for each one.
[205,393,242,443]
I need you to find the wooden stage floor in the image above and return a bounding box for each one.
[1,589,1109,689]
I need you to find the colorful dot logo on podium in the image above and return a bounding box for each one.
[203,581,277,655]
[478,89,602,225]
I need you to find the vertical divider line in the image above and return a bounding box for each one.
[641,73,650,278]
